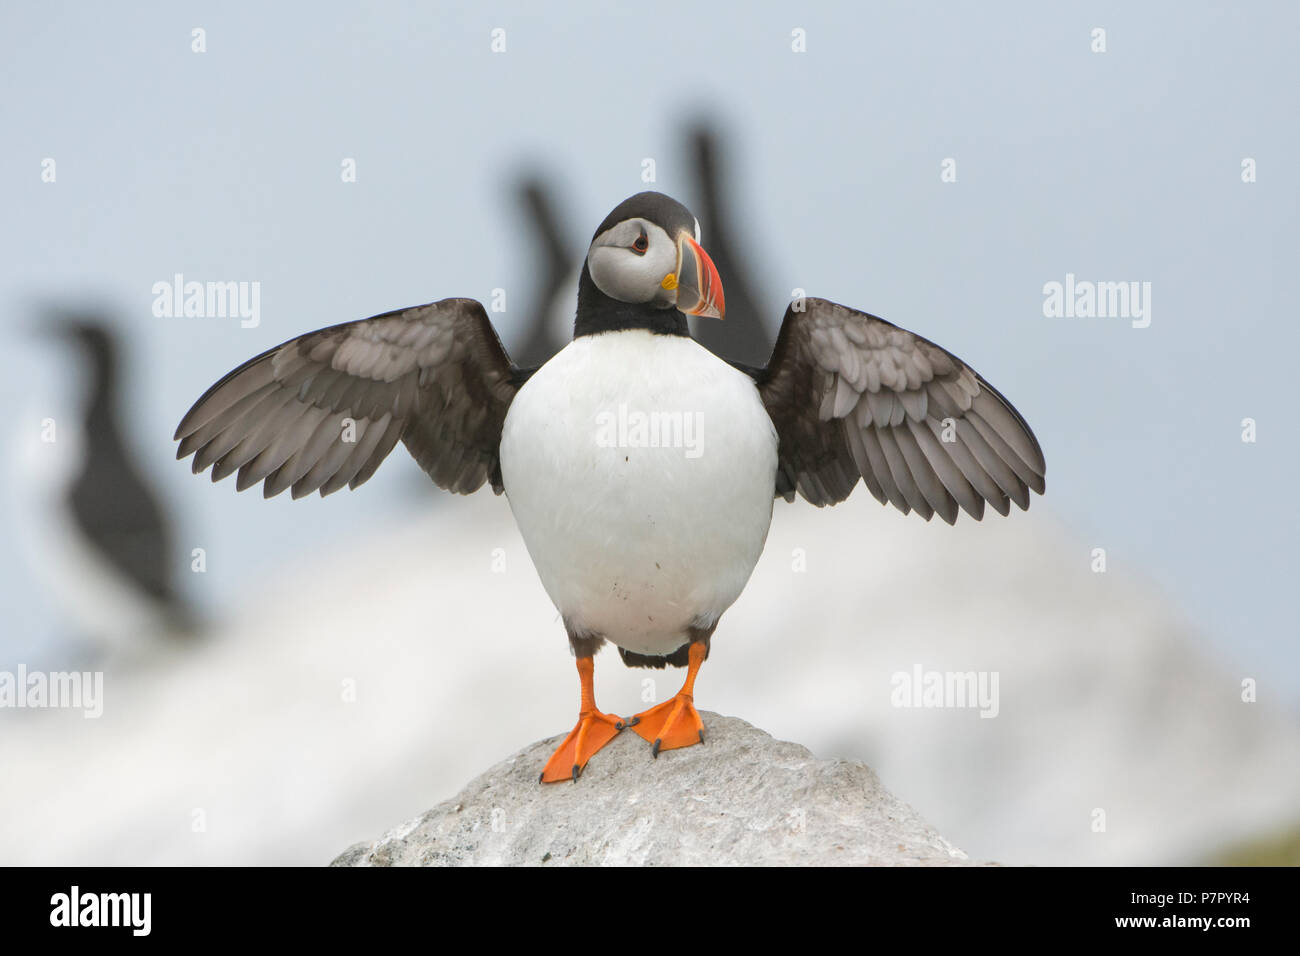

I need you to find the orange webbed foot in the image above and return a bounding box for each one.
[631,693,704,756]
[540,708,629,783]
[630,639,709,757]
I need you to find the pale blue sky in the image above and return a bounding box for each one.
[2,2,1297,700]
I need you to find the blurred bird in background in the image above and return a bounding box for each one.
[509,178,577,370]
[683,123,774,370]
[21,311,196,659]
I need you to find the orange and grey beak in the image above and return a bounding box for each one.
[673,234,725,319]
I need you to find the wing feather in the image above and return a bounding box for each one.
[175,298,526,499]
[893,423,956,523]
[756,297,1044,521]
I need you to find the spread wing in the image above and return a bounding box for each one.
[174,298,529,499]
[756,298,1045,524]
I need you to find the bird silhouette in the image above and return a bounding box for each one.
[40,310,195,650]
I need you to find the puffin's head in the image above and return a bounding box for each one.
[584,191,725,319]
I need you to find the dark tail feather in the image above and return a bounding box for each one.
[618,644,693,669]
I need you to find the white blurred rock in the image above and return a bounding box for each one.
[2,491,1296,866]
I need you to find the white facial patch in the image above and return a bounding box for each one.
[587,219,678,305]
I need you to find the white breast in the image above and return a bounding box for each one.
[499,331,778,657]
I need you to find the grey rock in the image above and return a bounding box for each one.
[332,712,985,866]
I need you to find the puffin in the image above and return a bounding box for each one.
[174,191,1045,783]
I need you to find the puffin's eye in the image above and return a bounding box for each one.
[631,234,649,254]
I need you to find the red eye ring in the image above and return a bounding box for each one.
[632,234,648,254]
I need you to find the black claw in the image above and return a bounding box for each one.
[652,739,662,758]
[699,730,705,744]
[571,765,580,782]
[538,772,545,784]
[615,720,625,730]
[628,716,640,727]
